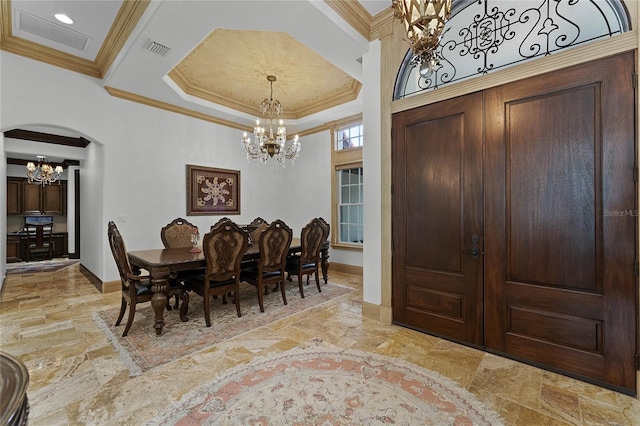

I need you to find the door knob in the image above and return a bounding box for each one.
[462,248,481,259]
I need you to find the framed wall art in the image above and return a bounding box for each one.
[186,164,240,215]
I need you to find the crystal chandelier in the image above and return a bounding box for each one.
[392,0,452,77]
[26,155,63,186]
[242,75,301,167]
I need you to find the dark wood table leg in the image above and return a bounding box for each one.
[150,273,170,336]
[320,242,330,284]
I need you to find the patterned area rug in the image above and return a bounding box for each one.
[145,347,505,425]
[6,259,79,275]
[93,281,354,376]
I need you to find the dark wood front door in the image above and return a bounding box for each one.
[392,91,484,346]
[392,52,637,393]
[484,52,637,393]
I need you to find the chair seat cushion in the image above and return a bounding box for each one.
[286,257,316,270]
[134,281,153,296]
[242,268,282,281]
[185,275,235,289]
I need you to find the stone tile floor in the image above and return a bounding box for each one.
[1,262,639,425]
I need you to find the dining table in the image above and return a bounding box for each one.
[127,238,330,335]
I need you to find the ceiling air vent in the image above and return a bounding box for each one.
[16,10,89,51]
[144,39,171,57]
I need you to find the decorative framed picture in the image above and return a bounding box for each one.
[186,165,240,215]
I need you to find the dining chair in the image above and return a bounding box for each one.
[285,218,325,299]
[160,217,200,309]
[242,219,292,311]
[249,217,269,228]
[209,216,233,231]
[184,219,248,327]
[108,221,188,337]
[317,217,330,242]
[161,217,198,249]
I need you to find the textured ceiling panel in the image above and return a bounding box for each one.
[169,29,361,119]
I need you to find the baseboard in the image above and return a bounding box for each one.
[102,280,120,293]
[79,263,103,293]
[329,262,363,276]
[362,301,393,325]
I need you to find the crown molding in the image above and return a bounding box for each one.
[94,0,151,76]
[105,86,252,132]
[371,8,395,40]
[324,0,372,40]
[0,0,148,79]
[105,86,332,138]
[168,68,361,120]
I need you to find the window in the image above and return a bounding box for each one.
[336,123,363,150]
[338,167,363,244]
[330,115,363,249]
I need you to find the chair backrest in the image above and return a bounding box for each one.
[202,220,248,281]
[26,222,53,247]
[107,221,134,288]
[249,217,268,228]
[317,217,330,242]
[161,217,198,248]
[300,218,325,263]
[257,219,292,272]
[210,216,233,231]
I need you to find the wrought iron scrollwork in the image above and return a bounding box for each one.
[394,0,630,100]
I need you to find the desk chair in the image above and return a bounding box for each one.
[26,222,54,261]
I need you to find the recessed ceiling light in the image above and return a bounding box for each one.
[54,13,73,24]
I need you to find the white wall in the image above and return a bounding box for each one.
[362,40,382,303]
[1,51,354,283]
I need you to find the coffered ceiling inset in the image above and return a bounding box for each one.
[168,29,362,120]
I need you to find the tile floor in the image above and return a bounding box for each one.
[1,262,639,425]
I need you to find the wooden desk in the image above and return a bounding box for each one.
[128,239,329,335]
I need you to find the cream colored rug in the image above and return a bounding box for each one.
[145,346,505,425]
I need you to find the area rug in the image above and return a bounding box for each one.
[6,259,79,275]
[145,346,505,425]
[93,281,354,376]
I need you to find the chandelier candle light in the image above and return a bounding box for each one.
[26,155,63,186]
[242,75,300,167]
[392,0,452,78]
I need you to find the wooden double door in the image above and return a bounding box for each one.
[392,52,637,394]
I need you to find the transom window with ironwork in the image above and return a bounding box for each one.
[394,0,631,100]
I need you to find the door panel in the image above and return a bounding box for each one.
[485,52,636,393]
[506,87,598,290]
[393,92,484,345]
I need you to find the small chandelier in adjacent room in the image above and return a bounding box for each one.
[392,0,452,77]
[26,155,63,186]
[242,75,300,168]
